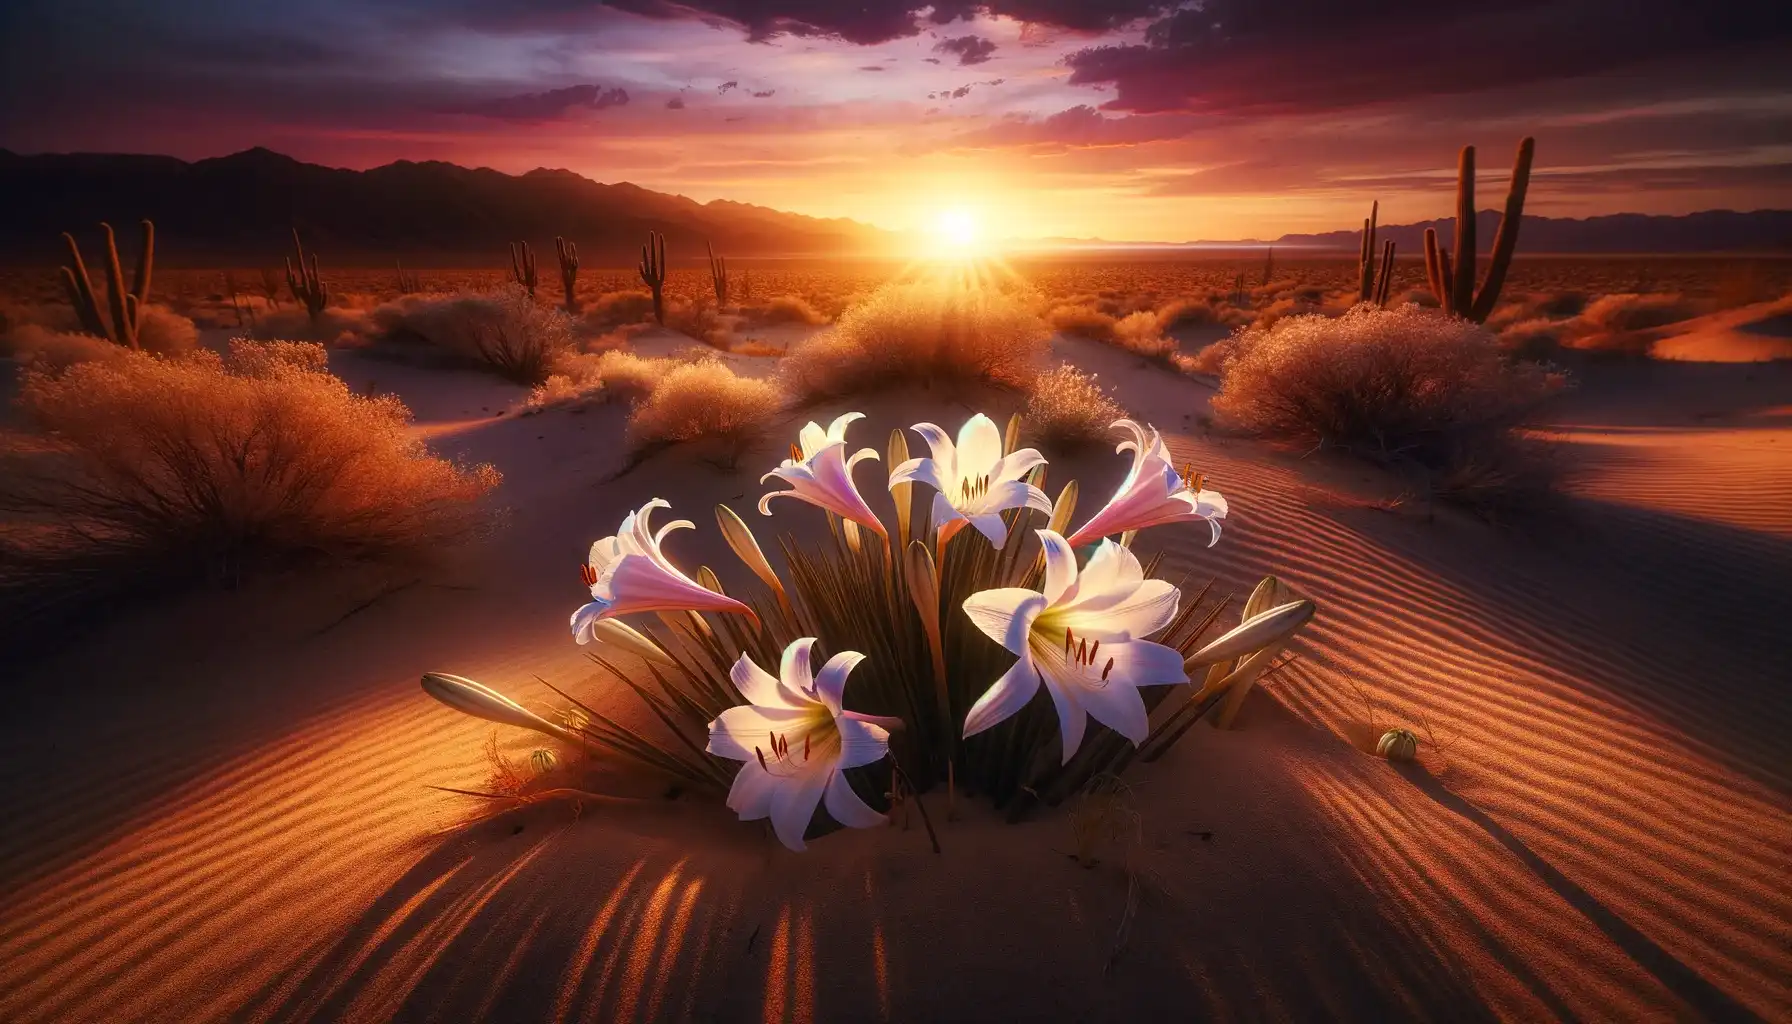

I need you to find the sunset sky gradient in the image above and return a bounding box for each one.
[2,0,1787,240]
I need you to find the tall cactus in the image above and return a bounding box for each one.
[1260,245,1275,288]
[706,240,729,307]
[1423,137,1536,323]
[1358,203,1397,306]
[59,220,154,349]
[555,236,580,314]
[509,241,538,298]
[639,230,667,326]
[285,229,329,323]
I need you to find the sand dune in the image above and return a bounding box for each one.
[1,341,1788,1022]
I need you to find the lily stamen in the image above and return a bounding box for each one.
[580,563,598,587]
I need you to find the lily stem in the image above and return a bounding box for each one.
[888,755,941,854]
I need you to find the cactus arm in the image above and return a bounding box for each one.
[640,231,666,325]
[1468,136,1535,324]
[60,232,111,339]
[1358,202,1379,302]
[1437,248,1455,311]
[556,236,580,314]
[99,223,138,349]
[129,219,154,331]
[1376,239,1396,307]
[1451,145,1477,314]
[1422,228,1445,311]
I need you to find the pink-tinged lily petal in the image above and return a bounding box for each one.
[760,441,886,537]
[594,551,755,620]
[962,588,1048,655]
[780,637,819,695]
[1038,530,1079,604]
[824,773,887,828]
[1064,420,1226,549]
[795,411,865,461]
[813,650,867,715]
[1038,669,1088,764]
[962,655,1042,739]
[576,499,755,628]
[730,652,804,710]
[835,715,891,768]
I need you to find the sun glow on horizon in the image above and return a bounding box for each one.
[926,206,987,259]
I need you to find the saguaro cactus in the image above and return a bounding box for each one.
[285,229,329,323]
[639,230,667,325]
[510,241,538,298]
[59,220,154,349]
[1358,202,1397,306]
[1423,137,1535,323]
[555,236,580,314]
[706,240,729,306]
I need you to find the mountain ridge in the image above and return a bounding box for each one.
[0,147,893,265]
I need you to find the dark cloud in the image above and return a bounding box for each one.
[1065,0,1792,115]
[923,57,942,64]
[717,80,739,93]
[752,89,776,97]
[859,65,886,71]
[933,35,997,66]
[595,1,1175,46]
[948,105,1196,151]
[448,84,629,121]
[667,95,686,108]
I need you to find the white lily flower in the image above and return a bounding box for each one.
[1064,418,1227,550]
[570,498,754,637]
[759,413,885,537]
[961,530,1187,763]
[888,413,1053,545]
[796,411,866,460]
[706,638,898,851]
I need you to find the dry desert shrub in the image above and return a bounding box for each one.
[375,286,574,383]
[627,359,783,464]
[582,289,658,331]
[0,340,501,629]
[1024,364,1124,451]
[1497,318,1571,361]
[1111,311,1178,365]
[1047,303,1118,341]
[780,282,1048,401]
[1,325,125,370]
[1575,292,1696,333]
[1184,335,1240,376]
[1212,305,1565,513]
[255,304,377,346]
[133,305,201,355]
[740,294,828,327]
[1156,298,1220,331]
[522,349,688,414]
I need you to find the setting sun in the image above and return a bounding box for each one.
[928,206,984,256]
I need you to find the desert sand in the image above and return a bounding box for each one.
[1,331,1788,1024]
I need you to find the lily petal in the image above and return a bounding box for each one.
[768,766,830,851]
[727,760,781,820]
[956,413,1004,477]
[962,654,1042,739]
[836,715,892,769]
[813,650,867,715]
[707,703,817,761]
[824,772,887,828]
[730,652,802,709]
[962,588,1048,654]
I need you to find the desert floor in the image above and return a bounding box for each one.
[1,328,1788,1023]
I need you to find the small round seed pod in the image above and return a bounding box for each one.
[529,748,559,776]
[1376,728,1420,762]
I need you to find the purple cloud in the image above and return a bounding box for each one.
[448,84,628,121]
[933,35,997,66]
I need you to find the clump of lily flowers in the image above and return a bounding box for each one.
[423,411,1315,851]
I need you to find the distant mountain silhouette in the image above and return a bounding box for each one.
[0,147,893,266]
[1186,209,1792,254]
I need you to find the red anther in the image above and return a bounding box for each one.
[1102,657,1115,681]
[756,747,768,772]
